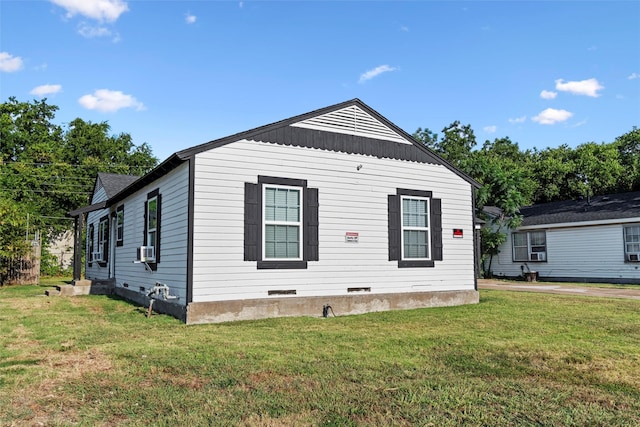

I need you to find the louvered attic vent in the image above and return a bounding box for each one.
[291,105,410,144]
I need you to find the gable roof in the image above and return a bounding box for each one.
[75,99,479,214]
[176,98,479,187]
[520,191,640,227]
[96,172,139,199]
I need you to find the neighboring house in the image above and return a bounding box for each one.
[69,99,481,323]
[489,191,640,284]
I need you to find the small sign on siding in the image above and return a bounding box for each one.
[453,229,463,238]
[345,232,359,243]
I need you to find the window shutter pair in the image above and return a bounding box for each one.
[244,182,319,263]
[388,193,442,265]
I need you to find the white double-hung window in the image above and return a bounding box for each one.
[513,231,547,261]
[401,196,430,260]
[624,225,640,261]
[263,185,302,260]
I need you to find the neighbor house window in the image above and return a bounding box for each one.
[388,189,442,268]
[624,225,640,261]
[264,185,302,260]
[244,176,319,269]
[116,205,124,247]
[512,231,547,262]
[401,196,430,260]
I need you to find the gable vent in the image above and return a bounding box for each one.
[291,105,410,144]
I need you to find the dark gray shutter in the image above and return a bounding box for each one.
[244,182,259,261]
[431,198,443,261]
[305,187,319,261]
[388,195,400,261]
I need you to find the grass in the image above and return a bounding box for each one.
[1,280,639,426]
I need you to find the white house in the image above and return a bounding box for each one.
[69,99,481,323]
[489,191,640,284]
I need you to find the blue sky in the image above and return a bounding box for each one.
[1,1,639,162]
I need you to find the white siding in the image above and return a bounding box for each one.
[492,223,640,282]
[191,139,475,303]
[112,163,190,302]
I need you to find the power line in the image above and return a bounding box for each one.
[0,187,91,195]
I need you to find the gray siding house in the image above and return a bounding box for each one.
[490,191,640,284]
[70,99,481,323]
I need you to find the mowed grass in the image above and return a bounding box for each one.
[1,282,639,426]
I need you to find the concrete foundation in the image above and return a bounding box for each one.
[185,289,479,324]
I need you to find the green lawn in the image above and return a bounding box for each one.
[1,282,639,426]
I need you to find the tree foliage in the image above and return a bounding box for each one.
[413,123,640,276]
[1,97,159,277]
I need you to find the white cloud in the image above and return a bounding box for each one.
[508,116,527,124]
[483,125,497,133]
[540,90,557,100]
[555,78,604,97]
[78,22,112,38]
[0,52,24,72]
[532,108,573,125]
[185,13,196,24]
[571,119,587,128]
[30,84,62,97]
[400,25,409,32]
[358,65,397,83]
[78,89,144,112]
[51,0,129,23]
[628,72,640,80]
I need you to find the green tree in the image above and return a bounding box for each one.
[413,121,477,171]
[615,127,640,192]
[0,198,31,284]
[1,97,159,278]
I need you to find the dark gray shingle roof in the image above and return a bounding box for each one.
[520,191,640,226]
[97,173,139,199]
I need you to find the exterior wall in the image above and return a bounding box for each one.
[86,163,190,303]
[191,139,476,303]
[491,222,640,283]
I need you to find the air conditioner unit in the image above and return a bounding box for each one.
[91,251,104,262]
[138,246,155,262]
[628,253,640,262]
[530,252,546,261]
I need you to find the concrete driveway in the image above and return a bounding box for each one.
[478,279,640,301]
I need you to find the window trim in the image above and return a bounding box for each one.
[244,176,319,270]
[143,189,161,270]
[262,183,303,262]
[512,231,547,262]
[96,215,109,266]
[115,205,124,247]
[400,194,431,262]
[388,188,442,268]
[624,224,640,262]
[87,223,94,266]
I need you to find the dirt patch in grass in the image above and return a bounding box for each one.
[7,348,112,426]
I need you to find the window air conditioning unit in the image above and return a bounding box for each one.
[138,246,155,263]
[531,252,546,261]
[628,253,640,262]
[92,251,104,262]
